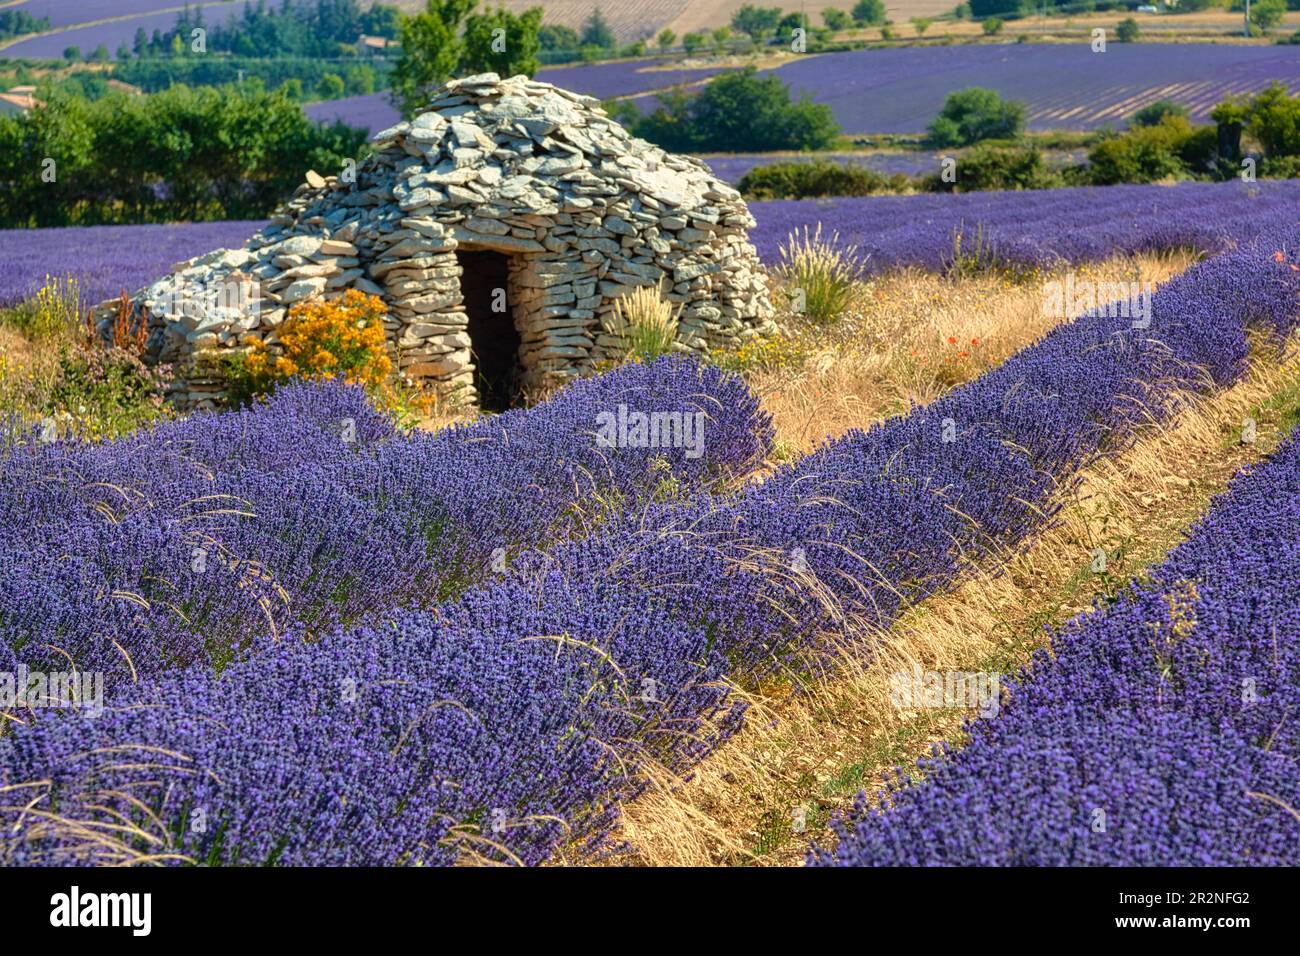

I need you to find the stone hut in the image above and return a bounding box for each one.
[112,73,775,410]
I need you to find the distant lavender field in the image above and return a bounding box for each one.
[0,221,265,307]
[748,180,1300,273]
[702,151,940,184]
[3,181,1297,307]
[774,44,1300,134]
[304,60,722,135]
[2,1,250,59]
[620,44,1300,134]
[9,0,208,30]
[304,93,401,136]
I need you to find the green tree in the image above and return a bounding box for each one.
[538,23,579,60]
[133,27,149,58]
[116,42,133,61]
[823,8,852,29]
[912,17,933,34]
[316,72,346,99]
[361,3,402,38]
[581,7,616,48]
[981,17,1004,35]
[345,64,377,95]
[852,0,887,24]
[926,87,1025,147]
[1251,0,1286,32]
[632,67,840,152]
[970,0,1023,15]
[63,46,81,62]
[682,31,706,54]
[1115,17,1139,42]
[392,0,475,118]
[461,6,543,78]
[732,4,784,37]
[1245,83,1300,158]
[658,28,677,49]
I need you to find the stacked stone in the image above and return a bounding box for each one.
[102,72,775,410]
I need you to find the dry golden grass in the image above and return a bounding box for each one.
[602,334,1300,867]
[750,251,1196,457]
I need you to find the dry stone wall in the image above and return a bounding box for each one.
[103,73,775,410]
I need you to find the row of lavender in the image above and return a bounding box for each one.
[813,426,1300,866]
[4,224,1296,866]
[4,181,1299,308]
[0,359,772,694]
[748,179,1300,274]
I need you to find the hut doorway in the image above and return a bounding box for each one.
[458,249,522,411]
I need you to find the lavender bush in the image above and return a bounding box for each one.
[812,427,1300,866]
[0,358,772,690]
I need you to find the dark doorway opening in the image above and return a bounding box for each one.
[458,250,522,411]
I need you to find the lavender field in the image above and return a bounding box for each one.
[620,44,1300,133]
[701,150,940,184]
[748,179,1300,273]
[304,60,723,135]
[299,43,1300,139]
[0,0,250,58]
[4,180,1293,308]
[7,0,211,30]
[3,219,1297,867]
[0,220,265,307]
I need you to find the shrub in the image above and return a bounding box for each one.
[926,87,1025,148]
[738,160,906,199]
[46,344,172,439]
[777,224,861,323]
[608,285,680,362]
[852,0,887,25]
[1260,154,1300,178]
[1088,116,1200,184]
[823,8,852,30]
[629,68,841,152]
[927,144,1062,192]
[243,290,392,396]
[1245,83,1300,158]
[11,274,84,340]
[981,17,1004,35]
[1115,17,1139,42]
[1131,99,1188,128]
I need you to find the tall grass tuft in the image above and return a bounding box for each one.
[612,284,680,362]
[777,225,861,323]
[7,274,85,339]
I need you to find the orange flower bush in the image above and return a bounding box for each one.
[244,289,391,391]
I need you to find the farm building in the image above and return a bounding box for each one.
[107,73,774,410]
